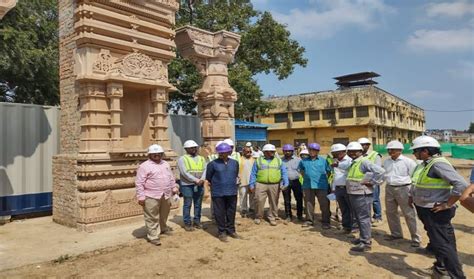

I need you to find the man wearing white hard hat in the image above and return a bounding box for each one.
[328,143,353,233]
[409,136,467,278]
[358,137,383,225]
[224,138,241,163]
[249,143,289,225]
[177,140,207,231]
[136,144,178,246]
[383,140,421,247]
[346,141,385,252]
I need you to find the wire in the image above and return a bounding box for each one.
[424,109,474,112]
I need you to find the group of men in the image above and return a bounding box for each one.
[135,135,470,279]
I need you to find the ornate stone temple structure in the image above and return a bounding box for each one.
[0,0,17,19]
[175,26,241,147]
[54,0,179,231]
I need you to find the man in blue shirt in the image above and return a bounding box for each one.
[206,142,240,242]
[249,144,289,226]
[298,143,332,229]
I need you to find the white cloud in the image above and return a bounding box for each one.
[448,61,474,80]
[406,28,474,52]
[427,1,474,18]
[271,0,396,40]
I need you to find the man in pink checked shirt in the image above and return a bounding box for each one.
[136,144,178,246]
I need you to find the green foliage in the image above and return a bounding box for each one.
[172,0,307,119]
[468,122,474,133]
[0,0,59,105]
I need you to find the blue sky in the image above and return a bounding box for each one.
[250,0,474,130]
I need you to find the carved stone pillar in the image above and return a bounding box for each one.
[0,0,16,19]
[106,83,123,151]
[150,88,170,149]
[175,26,241,147]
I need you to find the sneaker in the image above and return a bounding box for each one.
[218,234,228,242]
[322,223,331,230]
[302,221,313,227]
[193,222,203,229]
[269,220,277,226]
[411,241,421,248]
[350,243,371,252]
[254,219,261,225]
[351,238,362,245]
[160,227,174,236]
[184,225,194,232]
[384,235,403,241]
[371,219,383,227]
[148,238,161,246]
[228,232,243,239]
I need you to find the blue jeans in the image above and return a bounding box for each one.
[180,184,204,226]
[372,185,382,220]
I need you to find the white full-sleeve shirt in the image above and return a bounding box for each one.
[383,154,417,186]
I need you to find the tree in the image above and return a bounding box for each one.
[468,122,474,133]
[169,0,307,120]
[0,0,59,105]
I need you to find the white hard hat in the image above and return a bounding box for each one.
[410,136,440,150]
[148,144,165,154]
[300,149,309,155]
[387,140,404,150]
[331,143,347,153]
[183,140,199,149]
[245,142,252,147]
[262,144,276,152]
[358,137,371,144]
[215,141,224,148]
[347,141,364,151]
[223,138,234,146]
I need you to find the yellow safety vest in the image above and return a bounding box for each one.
[183,155,206,175]
[326,155,334,184]
[256,157,282,184]
[412,157,452,190]
[366,150,379,163]
[347,156,368,182]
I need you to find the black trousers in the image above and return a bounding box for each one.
[416,206,465,279]
[335,186,353,230]
[282,179,303,218]
[212,195,237,235]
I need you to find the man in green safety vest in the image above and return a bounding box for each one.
[358,137,383,226]
[409,136,467,279]
[346,141,385,252]
[177,140,207,232]
[249,144,289,226]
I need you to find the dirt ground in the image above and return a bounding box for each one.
[2,158,473,278]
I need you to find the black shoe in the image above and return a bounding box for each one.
[351,238,362,245]
[218,234,228,242]
[342,228,352,234]
[411,241,421,248]
[350,243,371,252]
[228,232,243,239]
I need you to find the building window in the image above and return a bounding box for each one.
[322,109,336,120]
[356,106,369,117]
[274,113,288,123]
[333,138,349,145]
[292,111,305,122]
[269,140,281,147]
[309,110,320,121]
[338,107,353,119]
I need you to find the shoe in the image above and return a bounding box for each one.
[416,247,434,255]
[350,243,371,252]
[193,222,203,229]
[269,220,277,226]
[297,216,304,222]
[371,219,383,227]
[417,266,449,278]
[411,241,421,248]
[184,225,194,232]
[240,211,247,218]
[384,235,403,241]
[351,238,362,245]
[254,219,261,225]
[302,221,313,227]
[342,228,352,234]
[218,234,228,242]
[322,223,331,230]
[160,227,174,236]
[148,238,161,246]
[228,233,243,239]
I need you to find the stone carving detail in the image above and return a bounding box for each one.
[110,52,167,81]
[93,49,113,73]
[194,45,213,56]
[189,29,213,45]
